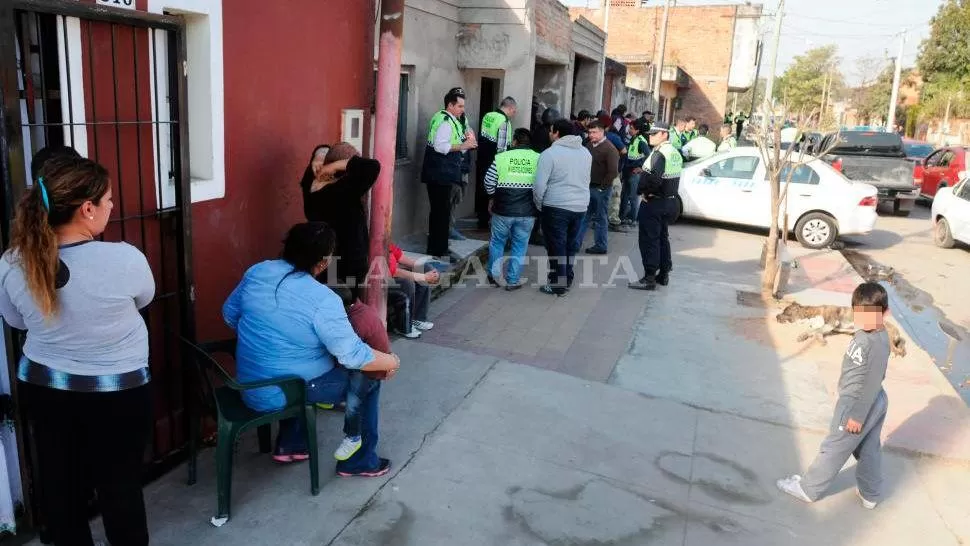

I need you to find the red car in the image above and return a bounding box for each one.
[918,145,968,201]
[903,139,934,186]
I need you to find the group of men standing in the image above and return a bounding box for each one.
[422,87,746,292]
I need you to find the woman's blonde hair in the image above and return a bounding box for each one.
[10,156,110,317]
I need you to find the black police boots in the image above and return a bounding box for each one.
[629,275,657,291]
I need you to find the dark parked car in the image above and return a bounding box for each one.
[819,131,920,216]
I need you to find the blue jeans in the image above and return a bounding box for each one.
[276,366,381,473]
[578,186,612,251]
[540,206,586,293]
[488,214,536,285]
[620,172,641,223]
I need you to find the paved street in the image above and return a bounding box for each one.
[843,204,970,332]
[58,218,969,546]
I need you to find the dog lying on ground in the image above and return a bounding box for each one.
[775,302,907,357]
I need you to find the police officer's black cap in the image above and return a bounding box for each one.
[647,122,671,134]
[632,120,650,133]
[448,87,466,98]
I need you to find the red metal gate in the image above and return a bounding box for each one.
[0,0,196,532]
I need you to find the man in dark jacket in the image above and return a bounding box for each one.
[483,128,540,290]
[422,87,478,259]
[630,122,682,291]
[578,121,620,255]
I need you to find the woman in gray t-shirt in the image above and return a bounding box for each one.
[0,154,155,545]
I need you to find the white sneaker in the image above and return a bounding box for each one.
[856,488,878,509]
[334,436,362,461]
[776,475,814,503]
[412,320,434,331]
[396,329,421,339]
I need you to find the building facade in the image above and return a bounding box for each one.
[570,2,762,126]
[388,0,611,240]
[0,0,376,526]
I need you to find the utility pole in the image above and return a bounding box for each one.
[761,0,785,131]
[943,94,952,135]
[886,29,906,133]
[819,70,829,121]
[366,0,405,317]
[749,39,763,116]
[653,0,672,116]
[600,0,610,110]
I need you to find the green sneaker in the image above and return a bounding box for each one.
[315,403,335,410]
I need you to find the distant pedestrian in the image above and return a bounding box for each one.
[735,112,748,139]
[476,96,517,229]
[717,124,738,152]
[532,107,561,153]
[533,119,591,296]
[682,117,698,143]
[629,122,682,291]
[777,282,892,510]
[682,124,717,161]
[579,121,620,255]
[574,110,593,144]
[670,117,689,153]
[451,113,472,241]
[421,87,478,260]
[639,110,654,130]
[605,127,628,232]
[620,120,650,228]
[484,128,540,290]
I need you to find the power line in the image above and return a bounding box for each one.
[782,22,897,39]
[785,12,911,28]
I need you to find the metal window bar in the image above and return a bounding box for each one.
[0,3,197,530]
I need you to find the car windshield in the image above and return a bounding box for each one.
[903,143,935,158]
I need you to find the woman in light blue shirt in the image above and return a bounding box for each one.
[223,222,400,476]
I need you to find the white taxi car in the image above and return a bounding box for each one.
[931,174,970,248]
[677,148,879,249]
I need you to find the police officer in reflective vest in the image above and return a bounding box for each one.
[422,87,477,259]
[620,120,650,227]
[476,96,517,228]
[630,122,683,291]
[483,128,539,290]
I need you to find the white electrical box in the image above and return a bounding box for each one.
[341,109,365,153]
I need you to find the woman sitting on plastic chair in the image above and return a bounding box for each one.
[222,222,400,477]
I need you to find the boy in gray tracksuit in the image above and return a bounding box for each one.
[777,282,891,509]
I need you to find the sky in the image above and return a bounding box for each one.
[560,0,943,86]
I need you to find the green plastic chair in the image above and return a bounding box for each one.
[181,337,319,524]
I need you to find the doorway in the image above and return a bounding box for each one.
[478,77,500,130]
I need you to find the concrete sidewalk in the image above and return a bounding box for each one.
[39,220,969,545]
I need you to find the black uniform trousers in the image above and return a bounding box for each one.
[637,196,676,277]
[427,183,454,257]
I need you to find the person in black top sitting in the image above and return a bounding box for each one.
[300,142,381,299]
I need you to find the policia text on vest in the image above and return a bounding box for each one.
[487,147,540,218]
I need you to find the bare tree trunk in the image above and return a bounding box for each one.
[762,122,783,294]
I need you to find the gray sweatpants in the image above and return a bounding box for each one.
[801,390,888,502]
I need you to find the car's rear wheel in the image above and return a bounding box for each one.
[934,217,956,249]
[795,212,838,249]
